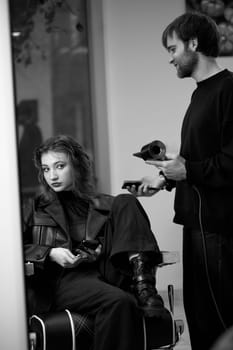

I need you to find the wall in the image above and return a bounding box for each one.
[0,1,28,349]
[98,0,233,289]
[88,0,112,193]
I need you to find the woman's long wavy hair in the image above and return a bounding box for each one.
[34,135,96,201]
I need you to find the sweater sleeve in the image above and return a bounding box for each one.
[186,79,233,188]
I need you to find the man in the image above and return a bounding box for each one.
[128,12,233,350]
[17,100,42,192]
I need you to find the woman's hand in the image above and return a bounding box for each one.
[49,244,102,268]
[49,247,77,268]
[126,175,166,197]
[71,244,102,267]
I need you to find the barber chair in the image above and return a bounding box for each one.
[26,251,184,350]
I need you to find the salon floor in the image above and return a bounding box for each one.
[160,289,191,350]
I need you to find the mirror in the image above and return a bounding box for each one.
[9,1,96,348]
[10,0,95,201]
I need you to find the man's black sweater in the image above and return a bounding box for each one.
[173,69,233,232]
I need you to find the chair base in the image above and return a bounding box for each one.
[28,296,184,350]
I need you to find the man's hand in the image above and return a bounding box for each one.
[126,175,166,197]
[146,153,187,181]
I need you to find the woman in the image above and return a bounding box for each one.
[23,134,165,350]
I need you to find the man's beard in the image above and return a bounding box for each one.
[176,50,198,78]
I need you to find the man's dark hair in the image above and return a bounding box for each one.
[34,134,96,201]
[162,12,220,57]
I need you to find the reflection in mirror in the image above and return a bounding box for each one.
[10,0,94,201]
[9,1,95,348]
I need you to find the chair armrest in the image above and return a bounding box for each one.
[158,251,180,267]
[25,262,35,276]
[25,250,180,276]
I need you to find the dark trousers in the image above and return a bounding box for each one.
[183,228,233,350]
[54,194,161,350]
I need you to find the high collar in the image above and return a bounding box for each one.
[35,192,114,240]
[37,191,113,212]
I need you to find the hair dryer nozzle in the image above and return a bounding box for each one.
[133,152,143,158]
[133,140,166,161]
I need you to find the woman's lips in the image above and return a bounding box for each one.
[51,182,62,187]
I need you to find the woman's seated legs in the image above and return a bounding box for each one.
[53,266,144,350]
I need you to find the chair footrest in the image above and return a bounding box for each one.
[175,319,185,337]
[159,251,180,267]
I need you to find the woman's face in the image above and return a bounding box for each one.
[41,151,74,192]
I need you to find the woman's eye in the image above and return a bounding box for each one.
[42,167,49,173]
[57,163,65,169]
